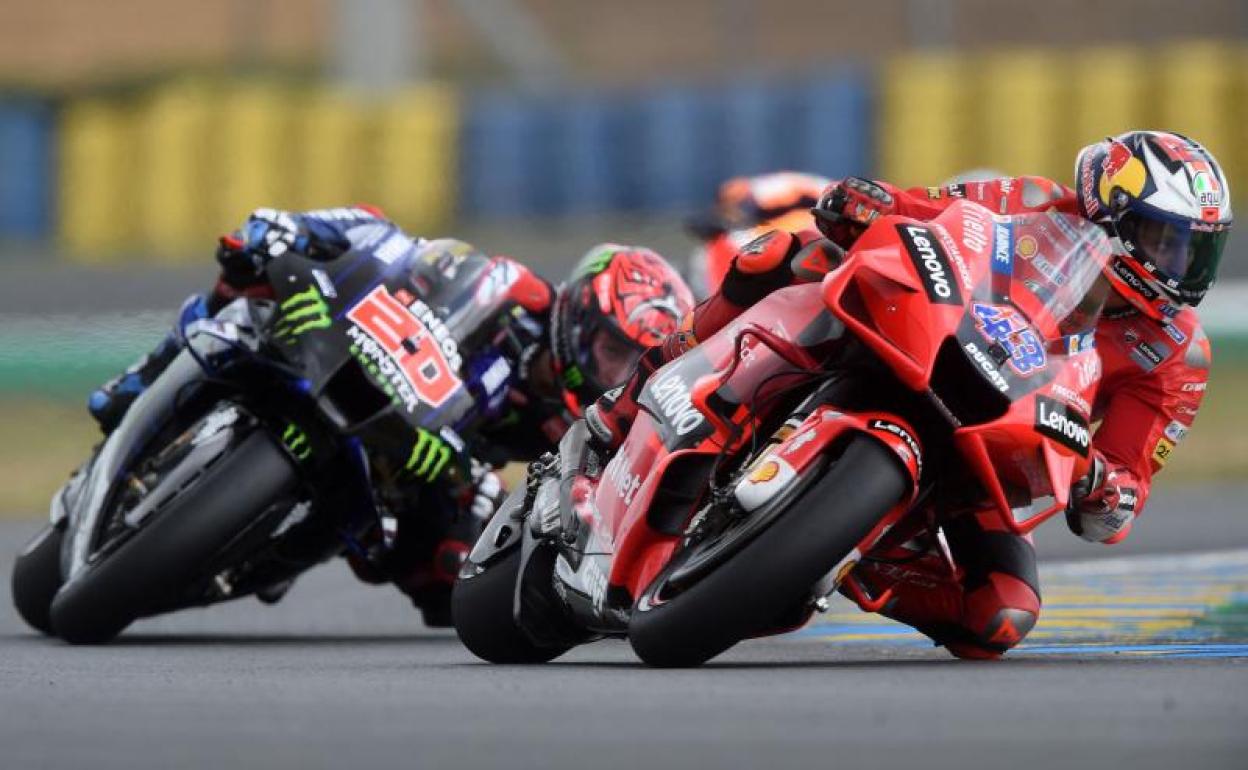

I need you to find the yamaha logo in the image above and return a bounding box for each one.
[898,225,963,306]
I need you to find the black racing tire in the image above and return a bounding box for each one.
[453,548,569,664]
[628,434,908,667]
[49,430,297,645]
[11,524,66,636]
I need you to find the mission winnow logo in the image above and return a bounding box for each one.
[897,224,963,306]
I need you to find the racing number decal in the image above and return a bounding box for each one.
[971,303,1046,376]
[347,286,462,408]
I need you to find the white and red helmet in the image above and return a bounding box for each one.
[1075,130,1232,320]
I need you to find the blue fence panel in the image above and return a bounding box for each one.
[720,82,790,179]
[460,91,558,219]
[796,70,873,179]
[636,88,719,212]
[0,98,54,239]
[458,68,874,220]
[555,95,622,215]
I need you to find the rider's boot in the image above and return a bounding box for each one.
[87,295,209,434]
[844,511,1041,659]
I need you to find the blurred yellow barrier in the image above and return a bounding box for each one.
[880,52,970,186]
[881,42,1246,195]
[370,85,458,234]
[59,99,136,259]
[1068,47,1149,153]
[1157,42,1238,198]
[211,83,300,230]
[289,88,369,211]
[974,49,1066,180]
[133,80,216,257]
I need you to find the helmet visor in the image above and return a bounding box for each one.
[1117,211,1229,295]
[585,328,643,389]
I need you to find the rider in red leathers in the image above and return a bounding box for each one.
[586,130,1230,658]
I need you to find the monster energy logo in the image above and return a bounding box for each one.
[403,428,453,482]
[276,285,332,342]
[282,422,312,461]
[561,364,584,389]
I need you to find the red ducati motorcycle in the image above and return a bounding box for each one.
[453,201,1112,666]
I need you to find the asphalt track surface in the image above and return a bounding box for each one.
[1,484,1246,770]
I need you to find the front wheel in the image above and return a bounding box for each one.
[628,435,909,667]
[11,524,66,636]
[49,429,298,644]
[453,548,570,664]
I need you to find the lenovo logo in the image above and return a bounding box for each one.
[1035,395,1091,456]
[898,225,963,306]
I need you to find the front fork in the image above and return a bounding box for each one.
[730,403,928,610]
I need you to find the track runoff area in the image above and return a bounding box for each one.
[805,549,1248,659]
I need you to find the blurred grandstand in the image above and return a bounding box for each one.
[0,0,1246,510]
[1,0,1246,260]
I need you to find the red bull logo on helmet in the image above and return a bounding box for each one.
[1098,142,1147,203]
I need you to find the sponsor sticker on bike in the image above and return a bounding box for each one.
[604,452,643,507]
[868,418,923,475]
[734,455,796,512]
[346,286,464,410]
[991,221,1014,276]
[897,224,963,306]
[971,303,1046,376]
[647,372,707,437]
[1034,395,1091,456]
[963,341,1010,392]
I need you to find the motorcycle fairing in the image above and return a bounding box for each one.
[821,201,1109,533]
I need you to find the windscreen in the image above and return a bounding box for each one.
[971,210,1112,360]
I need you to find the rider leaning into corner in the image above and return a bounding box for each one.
[87,206,693,626]
[586,130,1231,658]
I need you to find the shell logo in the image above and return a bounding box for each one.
[749,460,781,484]
[1015,234,1038,260]
[833,558,858,586]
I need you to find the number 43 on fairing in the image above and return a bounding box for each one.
[971,303,1046,376]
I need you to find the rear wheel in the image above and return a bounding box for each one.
[453,548,570,664]
[11,525,66,636]
[49,429,297,644]
[628,435,908,667]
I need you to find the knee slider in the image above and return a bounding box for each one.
[964,573,1040,651]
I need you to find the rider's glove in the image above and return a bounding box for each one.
[468,460,506,521]
[216,208,307,286]
[1066,450,1136,544]
[811,177,897,249]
